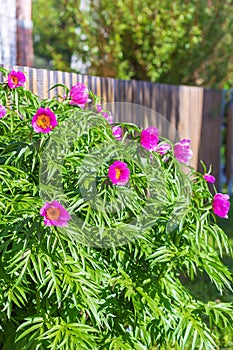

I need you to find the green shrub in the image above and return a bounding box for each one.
[0,67,232,350]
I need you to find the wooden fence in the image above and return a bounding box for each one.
[0,64,225,189]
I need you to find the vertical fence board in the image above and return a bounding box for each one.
[198,89,223,189]
[179,86,191,140]
[189,87,204,170]
[179,86,204,169]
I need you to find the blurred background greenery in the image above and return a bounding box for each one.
[32,0,233,88]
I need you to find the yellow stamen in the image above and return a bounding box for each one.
[115,167,121,180]
[36,114,51,129]
[11,76,19,85]
[46,207,61,220]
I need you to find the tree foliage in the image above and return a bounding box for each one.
[32,0,233,87]
[33,0,81,71]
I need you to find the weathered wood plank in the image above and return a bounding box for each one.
[179,85,204,169]
[198,89,223,189]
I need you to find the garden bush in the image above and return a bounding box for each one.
[0,67,233,350]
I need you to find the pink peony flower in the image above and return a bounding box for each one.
[96,104,102,113]
[203,174,216,184]
[212,193,230,219]
[174,139,193,165]
[108,160,130,186]
[102,111,113,124]
[40,201,71,226]
[69,83,90,108]
[7,70,26,89]
[0,105,6,118]
[32,107,58,133]
[157,142,171,155]
[140,127,159,151]
[112,126,122,140]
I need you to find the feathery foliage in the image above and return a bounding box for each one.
[0,67,233,349]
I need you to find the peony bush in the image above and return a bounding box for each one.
[0,66,232,349]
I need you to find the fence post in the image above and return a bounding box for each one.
[226,101,233,194]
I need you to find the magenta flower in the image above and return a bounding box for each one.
[0,105,6,118]
[112,126,122,140]
[96,104,102,113]
[32,107,58,133]
[203,174,216,184]
[7,70,26,89]
[174,139,193,165]
[212,193,230,219]
[40,201,71,226]
[96,104,114,123]
[140,127,159,151]
[157,142,171,155]
[108,160,130,186]
[69,83,90,108]
[102,111,113,124]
